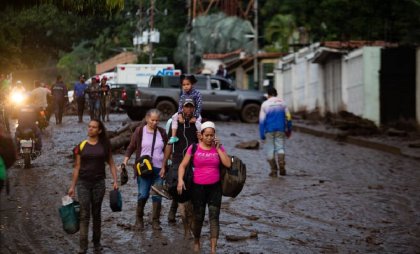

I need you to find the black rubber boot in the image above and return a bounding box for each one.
[135,199,147,230]
[278,154,286,176]
[152,202,162,230]
[268,159,278,177]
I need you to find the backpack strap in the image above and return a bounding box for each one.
[79,140,88,152]
[73,139,88,158]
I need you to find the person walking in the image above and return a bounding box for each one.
[259,87,292,177]
[68,119,118,254]
[216,64,228,78]
[74,75,88,123]
[51,75,68,124]
[30,80,51,110]
[86,77,101,120]
[158,98,199,238]
[122,109,168,230]
[99,77,111,122]
[177,121,231,253]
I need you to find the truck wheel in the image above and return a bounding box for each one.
[126,108,145,121]
[156,100,176,120]
[240,103,260,123]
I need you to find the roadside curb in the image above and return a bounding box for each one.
[294,124,420,160]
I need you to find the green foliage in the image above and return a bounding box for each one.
[174,12,253,71]
[57,41,95,82]
[261,0,420,51]
[264,14,296,52]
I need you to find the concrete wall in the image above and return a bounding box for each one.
[275,45,384,125]
[294,57,307,111]
[342,49,364,116]
[362,47,381,125]
[202,59,222,75]
[417,47,420,126]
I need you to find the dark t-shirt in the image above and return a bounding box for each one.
[78,142,107,182]
[51,82,67,99]
[170,120,198,165]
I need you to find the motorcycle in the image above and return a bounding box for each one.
[18,128,36,168]
[15,106,42,169]
[37,108,49,131]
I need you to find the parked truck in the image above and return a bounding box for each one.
[115,75,266,123]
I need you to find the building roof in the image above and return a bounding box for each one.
[202,49,242,60]
[96,52,137,74]
[320,40,398,49]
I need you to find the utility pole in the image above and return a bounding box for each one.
[186,0,192,73]
[253,0,259,90]
[149,0,154,64]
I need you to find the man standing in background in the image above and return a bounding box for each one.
[51,75,68,125]
[74,75,87,123]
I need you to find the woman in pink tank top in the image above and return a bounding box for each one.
[177,121,231,254]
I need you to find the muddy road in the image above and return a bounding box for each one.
[1,114,420,254]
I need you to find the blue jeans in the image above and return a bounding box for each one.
[265,131,285,160]
[136,166,163,203]
[89,99,100,120]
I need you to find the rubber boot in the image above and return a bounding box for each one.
[278,154,286,176]
[268,159,278,177]
[168,200,178,223]
[152,202,162,230]
[135,199,146,230]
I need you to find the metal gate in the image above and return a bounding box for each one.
[380,47,415,125]
[324,57,342,113]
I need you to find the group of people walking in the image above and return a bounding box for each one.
[67,74,232,254]
[66,74,292,254]
[74,75,112,123]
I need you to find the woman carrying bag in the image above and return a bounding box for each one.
[177,121,231,254]
[68,119,118,254]
[122,109,168,230]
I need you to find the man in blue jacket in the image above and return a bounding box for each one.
[259,87,292,177]
[74,75,87,123]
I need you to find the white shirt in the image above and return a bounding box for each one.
[30,87,51,108]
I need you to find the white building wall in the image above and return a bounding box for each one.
[202,59,222,75]
[273,45,388,126]
[283,67,293,110]
[342,48,364,116]
[274,62,284,98]
[294,58,307,111]
[307,61,320,112]
[362,47,381,125]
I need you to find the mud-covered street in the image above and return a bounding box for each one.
[1,113,420,254]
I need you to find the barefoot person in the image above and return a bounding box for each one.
[177,121,231,253]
